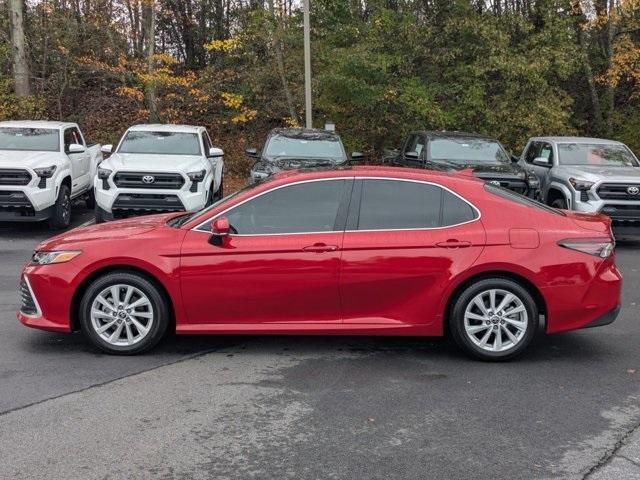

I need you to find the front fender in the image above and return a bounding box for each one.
[546,181,573,208]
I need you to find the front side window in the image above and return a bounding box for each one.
[557,143,639,167]
[539,143,553,162]
[404,135,426,158]
[0,128,59,152]
[118,131,202,155]
[524,141,540,164]
[225,179,347,235]
[428,138,510,164]
[356,179,477,230]
[64,128,83,151]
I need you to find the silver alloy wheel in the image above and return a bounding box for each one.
[90,284,154,346]
[463,288,528,353]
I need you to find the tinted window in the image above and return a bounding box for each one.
[358,180,442,230]
[118,131,201,155]
[226,180,346,234]
[442,190,476,225]
[0,128,59,152]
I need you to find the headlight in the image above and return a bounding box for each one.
[32,250,82,265]
[97,167,112,180]
[187,170,206,182]
[569,178,594,191]
[34,166,57,178]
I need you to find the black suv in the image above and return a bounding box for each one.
[391,131,540,198]
[246,128,363,184]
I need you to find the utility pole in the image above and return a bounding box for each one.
[303,0,312,129]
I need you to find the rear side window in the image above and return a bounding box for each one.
[356,179,478,230]
[485,184,563,215]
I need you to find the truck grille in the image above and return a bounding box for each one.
[113,172,185,190]
[0,190,33,208]
[0,169,32,186]
[112,193,185,217]
[19,279,38,316]
[597,183,640,200]
[600,204,640,222]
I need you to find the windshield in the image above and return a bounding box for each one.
[118,131,201,155]
[264,134,346,161]
[428,138,510,164]
[558,143,638,167]
[0,128,59,152]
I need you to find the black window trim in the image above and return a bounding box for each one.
[193,177,354,236]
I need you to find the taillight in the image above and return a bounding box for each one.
[557,238,615,258]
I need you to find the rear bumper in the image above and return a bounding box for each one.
[582,305,620,329]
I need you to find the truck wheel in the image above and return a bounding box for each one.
[48,184,71,229]
[85,188,96,209]
[213,173,224,202]
[95,207,107,224]
[550,197,567,210]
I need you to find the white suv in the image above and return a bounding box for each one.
[95,124,224,222]
[0,120,102,228]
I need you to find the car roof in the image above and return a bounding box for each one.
[127,124,204,134]
[0,120,77,129]
[530,136,626,145]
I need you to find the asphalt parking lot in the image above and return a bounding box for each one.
[0,204,639,480]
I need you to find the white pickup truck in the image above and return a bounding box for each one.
[0,120,102,228]
[95,124,224,223]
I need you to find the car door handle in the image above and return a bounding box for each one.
[436,240,472,249]
[302,243,339,253]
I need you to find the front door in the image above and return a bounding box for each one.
[64,127,90,194]
[339,178,486,327]
[180,178,353,326]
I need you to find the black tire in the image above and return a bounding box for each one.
[79,272,169,355]
[48,184,71,229]
[213,172,224,202]
[85,188,96,209]
[94,207,107,224]
[550,197,568,210]
[449,278,539,361]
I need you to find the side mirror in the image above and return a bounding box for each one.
[350,152,364,162]
[68,143,85,154]
[533,157,551,167]
[404,151,420,160]
[209,147,224,158]
[209,216,230,246]
[101,144,113,154]
[245,148,258,158]
[511,154,520,163]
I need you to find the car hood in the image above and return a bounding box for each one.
[557,165,640,183]
[0,150,62,170]
[37,214,178,250]
[103,153,205,173]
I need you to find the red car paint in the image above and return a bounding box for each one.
[18,166,621,337]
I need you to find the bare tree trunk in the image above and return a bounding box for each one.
[267,0,299,125]
[9,0,31,97]
[143,0,159,122]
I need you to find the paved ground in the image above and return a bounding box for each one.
[0,204,638,479]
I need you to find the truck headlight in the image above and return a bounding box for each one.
[187,170,206,182]
[34,166,57,178]
[97,167,112,180]
[32,250,82,265]
[569,178,594,191]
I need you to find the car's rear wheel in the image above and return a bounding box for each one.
[79,272,169,355]
[449,278,538,361]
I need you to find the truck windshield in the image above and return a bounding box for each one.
[558,143,639,167]
[265,134,345,160]
[428,138,510,164]
[0,128,59,152]
[118,131,201,155]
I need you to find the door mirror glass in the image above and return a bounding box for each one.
[101,144,113,154]
[209,147,224,158]
[405,151,420,160]
[351,152,364,162]
[245,148,258,158]
[533,157,551,166]
[68,143,85,154]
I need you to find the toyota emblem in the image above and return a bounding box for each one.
[142,175,155,184]
[627,186,639,195]
[489,180,501,186]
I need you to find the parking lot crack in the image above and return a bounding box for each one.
[583,420,640,478]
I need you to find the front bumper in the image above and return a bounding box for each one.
[572,195,640,237]
[0,189,55,222]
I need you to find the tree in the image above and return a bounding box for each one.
[142,0,159,122]
[8,0,30,96]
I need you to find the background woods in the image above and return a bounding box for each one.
[2,0,640,176]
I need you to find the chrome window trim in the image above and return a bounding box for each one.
[192,176,481,236]
[21,274,42,318]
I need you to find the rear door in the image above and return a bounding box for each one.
[339,178,485,326]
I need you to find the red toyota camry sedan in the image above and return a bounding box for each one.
[18,166,621,360]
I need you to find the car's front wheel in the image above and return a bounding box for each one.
[48,184,71,229]
[79,272,169,354]
[449,278,538,361]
